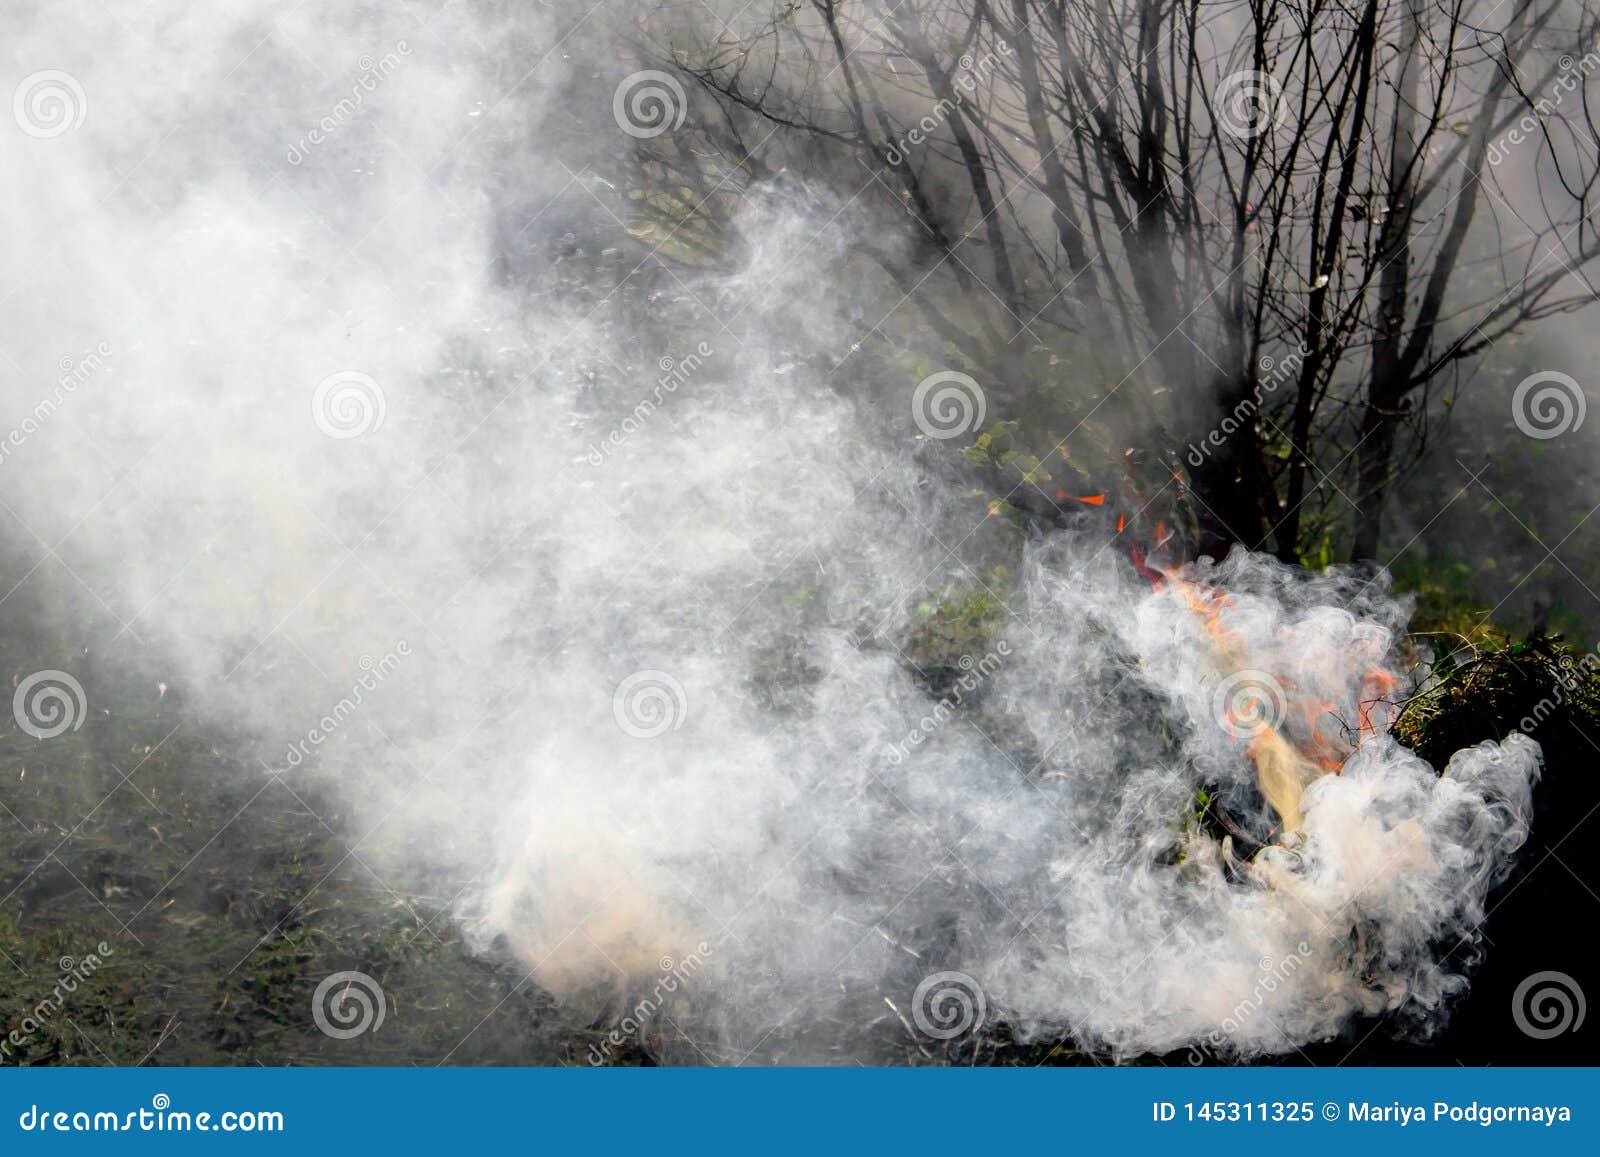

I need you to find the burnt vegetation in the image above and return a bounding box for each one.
[6,0,1600,1069]
[620,0,1600,562]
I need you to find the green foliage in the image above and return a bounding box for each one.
[903,574,1012,693]
[961,420,1054,489]
[0,659,602,1066]
[1391,632,1600,773]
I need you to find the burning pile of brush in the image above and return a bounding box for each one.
[491,457,1548,1064]
[1146,552,1400,840]
[1005,455,1440,853]
[857,465,1546,1059]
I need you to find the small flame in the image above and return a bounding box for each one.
[1358,669,1401,737]
[1128,543,1165,590]
[1117,507,1401,846]
[1246,729,1316,834]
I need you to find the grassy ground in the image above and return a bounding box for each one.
[4,570,1596,1067]
[0,647,597,1066]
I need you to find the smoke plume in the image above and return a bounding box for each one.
[0,0,1540,1063]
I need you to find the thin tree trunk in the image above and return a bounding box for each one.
[1352,0,1420,561]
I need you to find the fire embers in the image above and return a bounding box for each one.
[991,548,1542,1058]
[1137,554,1406,841]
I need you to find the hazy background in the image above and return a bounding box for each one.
[0,0,1591,1065]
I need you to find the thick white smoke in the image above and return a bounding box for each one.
[0,0,1538,1063]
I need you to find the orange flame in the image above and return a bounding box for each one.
[1118,514,1400,845]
